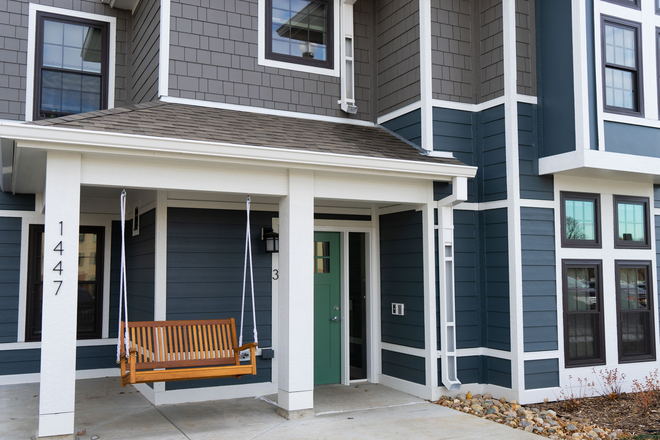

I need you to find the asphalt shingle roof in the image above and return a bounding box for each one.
[32,101,465,166]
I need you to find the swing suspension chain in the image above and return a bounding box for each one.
[116,189,130,363]
[239,195,258,348]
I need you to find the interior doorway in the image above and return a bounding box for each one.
[349,232,367,380]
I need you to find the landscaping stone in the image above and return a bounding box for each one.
[433,393,631,439]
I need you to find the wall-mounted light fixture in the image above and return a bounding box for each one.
[262,227,279,253]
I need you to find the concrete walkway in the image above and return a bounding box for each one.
[2,378,541,439]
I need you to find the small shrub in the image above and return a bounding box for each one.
[631,369,660,415]
[593,367,626,400]
[558,375,594,411]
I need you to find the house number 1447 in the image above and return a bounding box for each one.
[53,221,64,295]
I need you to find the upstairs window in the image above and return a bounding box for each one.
[614,195,650,249]
[561,192,601,248]
[266,0,333,69]
[34,12,109,120]
[602,17,642,116]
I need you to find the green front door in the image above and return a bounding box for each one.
[314,232,341,385]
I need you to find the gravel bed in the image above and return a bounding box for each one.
[434,392,629,439]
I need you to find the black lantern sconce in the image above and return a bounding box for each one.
[262,228,279,253]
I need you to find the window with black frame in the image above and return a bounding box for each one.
[560,192,601,248]
[602,17,642,115]
[266,0,333,69]
[25,225,104,341]
[616,261,656,362]
[34,12,108,120]
[563,260,605,367]
[614,195,650,248]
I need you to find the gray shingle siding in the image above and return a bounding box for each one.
[380,210,425,349]
[525,358,559,390]
[377,0,420,116]
[655,186,660,209]
[479,0,503,101]
[0,217,21,343]
[518,103,553,200]
[516,0,535,96]
[521,207,557,352]
[431,0,472,103]
[127,0,159,104]
[0,0,130,120]
[168,0,372,122]
[165,207,274,390]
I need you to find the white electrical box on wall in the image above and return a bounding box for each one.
[391,303,404,316]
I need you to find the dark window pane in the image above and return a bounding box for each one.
[77,283,97,334]
[620,312,650,357]
[271,0,328,61]
[567,314,601,360]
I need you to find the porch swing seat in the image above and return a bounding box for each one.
[119,318,257,386]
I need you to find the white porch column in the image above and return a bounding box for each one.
[38,151,82,440]
[277,169,314,417]
[422,182,439,401]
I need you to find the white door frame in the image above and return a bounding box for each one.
[315,222,375,386]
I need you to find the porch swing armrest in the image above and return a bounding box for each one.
[236,342,258,351]
[129,348,137,385]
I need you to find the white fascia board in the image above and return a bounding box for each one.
[539,149,660,178]
[1,123,478,181]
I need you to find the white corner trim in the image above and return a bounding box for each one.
[158,0,171,97]
[572,0,591,151]
[159,95,375,127]
[257,0,340,77]
[25,4,117,122]
[419,0,433,151]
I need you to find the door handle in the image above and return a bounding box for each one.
[331,316,339,322]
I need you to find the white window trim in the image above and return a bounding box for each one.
[25,4,117,122]
[257,0,340,77]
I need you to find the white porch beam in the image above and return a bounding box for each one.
[38,151,82,440]
[277,169,315,416]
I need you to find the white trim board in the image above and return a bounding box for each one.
[158,0,171,98]
[25,4,117,122]
[375,95,539,126]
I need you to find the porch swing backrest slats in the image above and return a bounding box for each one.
[122,319,245,370]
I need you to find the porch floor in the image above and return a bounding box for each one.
[2,378,540,439]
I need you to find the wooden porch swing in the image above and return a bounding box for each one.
[116,192,259,386]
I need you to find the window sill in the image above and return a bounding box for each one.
[257,56,340,77]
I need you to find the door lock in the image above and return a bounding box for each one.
[331,316,339,321]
